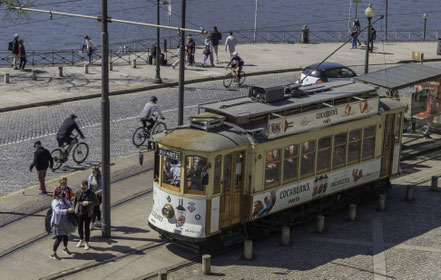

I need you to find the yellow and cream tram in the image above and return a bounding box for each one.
[148,81,407,248]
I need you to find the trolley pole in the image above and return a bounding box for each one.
[101,0,111,238]
[178,0,186,125]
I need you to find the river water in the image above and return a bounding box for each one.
[1,0,440,51]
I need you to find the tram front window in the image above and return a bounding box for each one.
[162,157,181,189]
[185,156,209,194]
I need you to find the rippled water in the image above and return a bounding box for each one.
[1,0,440,50]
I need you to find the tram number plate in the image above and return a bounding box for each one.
[184,224,202,235]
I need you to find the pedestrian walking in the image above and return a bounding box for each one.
[349,20,359,49]
[355,19,361,46]
[88,166,102,229]
[186,35,196,66]
[201,34,214,67]
[11,34,19,70]
[50,188,75,260]
[74,180,99,250]
[368,25,376,53]
[210,26,222,64]
[18,39,27,71]
[52,177,74,204]
[224,31,237,58]
[29,141,53,195]
[84,35,96,65]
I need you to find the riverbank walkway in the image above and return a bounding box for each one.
[0,41,439,112]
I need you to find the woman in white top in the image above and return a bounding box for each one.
[50,188,74,260]
[84,35,96,64]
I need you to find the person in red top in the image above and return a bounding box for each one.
[52,177,74,204]
[18,39,27,71]
[185,35,196,66]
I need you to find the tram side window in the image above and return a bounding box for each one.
[317,137,331,173]
[265,149,281,188]
[223,154,232,191]
[213,155,221,195]
[301,140,315,177]
[185,156,208,194]
[348,129,361,163]
[162,157,181,190]
[154,150,159,182]
[333,133,347,168]
[362,126,376,160]
[283,145,298,183]
[394,113,402,144]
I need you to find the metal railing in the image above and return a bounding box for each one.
[1,29,439,67]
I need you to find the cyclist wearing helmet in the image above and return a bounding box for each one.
[139,96,165,133]
[56,114,85,154]
[226,51,244,81]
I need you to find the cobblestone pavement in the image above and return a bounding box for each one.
[164,152,441,280]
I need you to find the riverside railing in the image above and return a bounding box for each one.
[0,30,439,67]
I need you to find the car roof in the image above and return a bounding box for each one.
[305,62,348,71]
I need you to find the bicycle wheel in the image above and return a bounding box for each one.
[73,142,89,164]
[238,71,246,86]
[51,148,64,170]
[132,127,147,147]
[151,122,167,135]
[223,73,233,88]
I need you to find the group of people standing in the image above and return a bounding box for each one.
[10,34,27,71]
[349,19,376,52]
[49,167,102,260]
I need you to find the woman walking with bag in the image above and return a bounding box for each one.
[84,35,96,65]
[50,189,75,260]
[88,166,102,229]
[74,180,99,250]
[201,34,214,67]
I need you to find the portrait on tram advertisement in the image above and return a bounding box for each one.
[252,191,276,218]
[312,174,329,198]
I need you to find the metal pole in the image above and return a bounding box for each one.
[355,2,358,19]
[423,18,427,42]
[178,0,186,125]
[154,0,162,83]
[101,0,111,238]
[364,17,371,74]
[385,0,388,41]
[253,0,258,43]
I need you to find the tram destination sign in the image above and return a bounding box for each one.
[267,97,379,139]
[159,148,180,160]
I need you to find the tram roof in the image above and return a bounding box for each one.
[200,81,376,119]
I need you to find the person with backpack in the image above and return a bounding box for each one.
[11,34,19,70]
[210,26,222,64]
[84,35,96,65]
[201,34,214,67]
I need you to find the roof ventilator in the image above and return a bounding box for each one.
[249,85,286,103]
[190,114,226,131]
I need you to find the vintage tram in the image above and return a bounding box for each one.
[147,81,406,249]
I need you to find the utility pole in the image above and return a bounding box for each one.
[101,0,111,238]
[178,0,186,125]
[253,0,258,43]
[154,0,162,83]
[385,0,388,41]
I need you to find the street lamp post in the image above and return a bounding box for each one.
[423,13,428,42]
[154,0,162,83]
[364,3,374,74]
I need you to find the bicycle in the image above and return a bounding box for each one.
[132,116,167,147]
[223,67,245,88]
[51,135,89,170]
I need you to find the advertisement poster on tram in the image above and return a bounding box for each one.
[251,159,381,220]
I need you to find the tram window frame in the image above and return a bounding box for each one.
[283,144,298,183]
[362,125,376,160]
[332,133,347,169]
[161,156,181,192]
[154,150,159,182]
[348,129,361,164]
[394,113,402,144]
[213,155,221,195]
[317,137,331,173]
[265,149,281,189]
[300,140,316,178]
[184,156,208,195]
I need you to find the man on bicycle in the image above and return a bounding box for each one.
[56,114,85,155]
[226,51,244,81]
[139,96,165,135]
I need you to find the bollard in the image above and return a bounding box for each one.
[244,240,253,260]
[281,226,290,246]
[378,194,386,211]
[405,186,414,201]
[109,61,113,71]
[157,270,167,280]
[31,70,37,80]
[58,66,63,77]
[4,73,9,83]
[349,203,357,221]
[84,64,89,74]
[132,59,137,68]
[317,215,325,233]
[431,176,438,192]
[202,254,211,275]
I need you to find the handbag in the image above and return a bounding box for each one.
[203,46,211,55]
[62,198,78,227]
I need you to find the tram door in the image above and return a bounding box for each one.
[381,114,395,177]
[220,151,244,228]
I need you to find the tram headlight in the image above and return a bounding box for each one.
[161,204,174,219]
